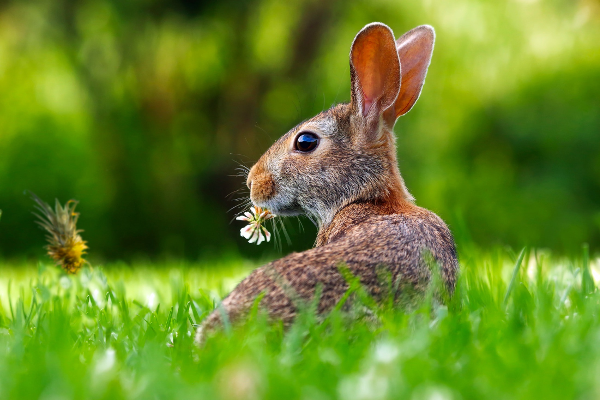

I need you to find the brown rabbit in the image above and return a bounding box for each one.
[196,23,458,344]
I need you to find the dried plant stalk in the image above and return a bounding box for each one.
[32,193,88,274]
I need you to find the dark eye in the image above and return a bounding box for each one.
[295,132,319,152]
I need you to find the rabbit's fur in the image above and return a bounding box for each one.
[196,23,458,344]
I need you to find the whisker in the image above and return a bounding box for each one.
[304,212,319,229]
[227,194,250,204]
[227,203,249,215]
[278,217,292,246]
[225,187,249,199]
[231,197,252,208]
[227,198,253,216]
[229,209,253,224]
[254,124,275,142]
[232,159,251,170]
[296,216,305,233]
[230,160,251,181]
[230,196,251,204]
[270,219,282,253]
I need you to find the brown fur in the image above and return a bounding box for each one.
[196,23,458,344]
[248,161,276,203]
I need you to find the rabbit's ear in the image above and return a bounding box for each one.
[350,23,401,131]
[386,25,435,121]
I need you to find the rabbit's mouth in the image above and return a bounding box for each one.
[252,196,302,217]
[249,170,302,216]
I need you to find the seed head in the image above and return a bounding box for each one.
[32,193,88,274]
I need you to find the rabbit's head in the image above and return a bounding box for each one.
[246,23,435,228]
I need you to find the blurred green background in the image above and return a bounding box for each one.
[0,0,598,261]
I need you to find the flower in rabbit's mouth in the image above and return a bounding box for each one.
[237,206,275,245]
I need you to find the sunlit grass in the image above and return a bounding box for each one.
[0,258,255,307]
[0,247,599,399]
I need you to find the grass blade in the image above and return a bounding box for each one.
[582,243,595,294]
[7,280,14,321]
[503,247,526,308]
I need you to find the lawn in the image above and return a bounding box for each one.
[0,247,599,400]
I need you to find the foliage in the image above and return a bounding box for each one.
[0,247,599,399]
[0,0,598,259]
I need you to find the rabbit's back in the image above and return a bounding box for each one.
[205,204,458,331]
[320,203,458,295]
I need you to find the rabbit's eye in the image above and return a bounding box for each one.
[295,132,319,153]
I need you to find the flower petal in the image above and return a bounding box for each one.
[248,228,260,243]
[257,230,266,245]
[262,227,271,242]
[240,225,254,239]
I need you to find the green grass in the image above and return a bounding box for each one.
[0,247,599,400]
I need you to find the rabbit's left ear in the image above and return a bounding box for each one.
[350,23,401,136]
[384,25,435,123]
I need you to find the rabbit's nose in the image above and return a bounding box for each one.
[246,166,255,189]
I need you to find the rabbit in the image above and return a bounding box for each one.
[196,23,458,345]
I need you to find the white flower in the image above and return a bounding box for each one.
[237,206,275,245]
